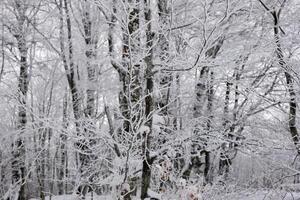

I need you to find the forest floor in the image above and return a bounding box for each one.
[217,190,300,200]
[29,190,300,200]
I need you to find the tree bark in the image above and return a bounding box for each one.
[119,0,142,135]
[141,1,155,198]
[11,1,30,198]
[58,89,69,195]
[192,38,223,184]
[81,0,97,118]
[272,11,299,151]
[59,0,90,197]
[157,0,172,115]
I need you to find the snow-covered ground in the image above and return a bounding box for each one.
[29,194,110,200]
[216,191,300,200]
[29,190,300,200]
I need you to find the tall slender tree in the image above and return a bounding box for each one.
[9,1,31,199]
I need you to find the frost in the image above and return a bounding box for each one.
[178,178,187,187]
[138,125,151,134]
[121,183,130,191]
[148,189,162,199]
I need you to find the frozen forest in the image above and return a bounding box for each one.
[1,0,300,199]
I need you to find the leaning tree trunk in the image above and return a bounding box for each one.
[272,11,299,151]
[257,0,299,155]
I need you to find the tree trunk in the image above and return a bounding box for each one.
[192,38,223,183]
[141,1,155,199]
[59,0,88,197]
[119,0,142,136]
[80,0,98,195]
[82,0,97,119]
[58,89,68,195]
[157,0,172,115]
[219,80,231,177]
[272,11,299,151]
[11,2,30,198]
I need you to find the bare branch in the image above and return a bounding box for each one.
[257,0,270,12]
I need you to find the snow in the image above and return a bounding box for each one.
[29,194,110,200]
[244,191,300,200]
[138,125,151,134]
[121,183,131,192]
[178,178,187,187]
[148,189,162,199]
[206,190,300,200]
[28,190,300,200]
